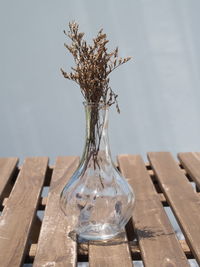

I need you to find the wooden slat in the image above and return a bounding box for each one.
[29,239,193,260]
[3,195,48,209]
[0,157,18,200]
[0,157,48,267]
[178,152,200,189]
[148,152,200,265]
[89,235,133,267]
[118,154,189,267]
[33,156,79,267]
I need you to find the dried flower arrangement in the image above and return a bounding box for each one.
[61,21,131,168]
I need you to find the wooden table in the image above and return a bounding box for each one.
[0,152,200,267]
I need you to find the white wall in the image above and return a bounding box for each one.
[1,0,200,164]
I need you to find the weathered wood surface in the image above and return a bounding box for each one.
[33,156,79,267]
[29,239,193,260]
[148,152,200,265]
[118,154,189,267]
[1,153,200,266]
[0,157,18,201]
[0,157,48,267]
[89,235,133,267]
[178,152,200,190]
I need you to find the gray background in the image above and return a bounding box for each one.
[1,0,200,164]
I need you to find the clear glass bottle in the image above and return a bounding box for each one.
[60,102,135,241]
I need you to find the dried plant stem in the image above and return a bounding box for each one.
[61,21,132,169]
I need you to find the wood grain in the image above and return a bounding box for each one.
[0,157,48,267]
[148,152,200,265]
[33,156,79,267]
[178,152,200,190]
[29,239,193,260]
[118,154,189,267]
[89,235,133,267]
[0,157,18,201]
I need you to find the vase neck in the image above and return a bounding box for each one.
[80,103,112,168]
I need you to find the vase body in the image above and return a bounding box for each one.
[60,102,135,241]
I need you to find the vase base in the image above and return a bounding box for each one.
[75,223,125,243]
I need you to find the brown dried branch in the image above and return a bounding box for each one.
[61,21,132,111]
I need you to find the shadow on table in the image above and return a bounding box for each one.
[68,225,172,246]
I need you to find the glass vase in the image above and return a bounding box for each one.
[60,102,135,241]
